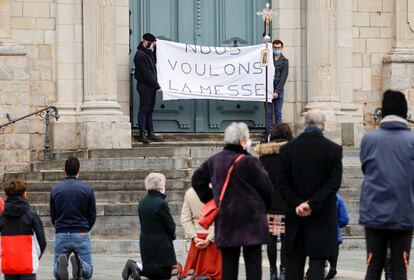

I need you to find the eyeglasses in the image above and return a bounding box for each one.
[273,46,283,50]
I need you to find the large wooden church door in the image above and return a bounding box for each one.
[130,0,267,132]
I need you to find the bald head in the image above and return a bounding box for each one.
[304,109,326,130]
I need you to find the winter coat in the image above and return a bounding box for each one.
[180,187,214,242]
[255,141,288,215]
[359,116,414,230]
[336,193,349,244]
[192,144,273,248]
[138,190,177,267]
[0,196,46,275]
[134,42,160,90]
[273,54,289,94]
[50,177,96,233]
[279,129,343,258]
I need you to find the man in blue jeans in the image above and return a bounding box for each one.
[50,157,96,280]
[267,39,289,135]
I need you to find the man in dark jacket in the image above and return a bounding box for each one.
[122,172,178,280]
[359,90,414,280]
[50,157,96,280]
[255,123,293,280]
[266,39,289,135]
[134,32,163,144]
[192,122,273,280]
[278,110,343,280]
[0,180,46,280]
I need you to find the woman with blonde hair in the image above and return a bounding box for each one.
[181,187,221,279]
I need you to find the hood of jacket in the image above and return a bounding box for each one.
[3,196,30,218]
[255,141,287,156]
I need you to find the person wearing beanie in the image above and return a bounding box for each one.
[359,90,414,279]
[134,32,164,144]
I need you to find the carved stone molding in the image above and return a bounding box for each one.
[0,0,10,39]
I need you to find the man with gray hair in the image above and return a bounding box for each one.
[278,110,343,280]
[122,172,180,280]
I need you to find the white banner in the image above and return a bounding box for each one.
[156,40,274,102]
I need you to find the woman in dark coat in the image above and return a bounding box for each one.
[192,122,273,280]
[122,172,179,280]
[255,123,293,280]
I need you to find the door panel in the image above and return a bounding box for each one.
[130,0,267,132]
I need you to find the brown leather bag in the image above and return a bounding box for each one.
[198,154,246,230]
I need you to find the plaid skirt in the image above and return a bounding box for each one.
[267,214,285,236]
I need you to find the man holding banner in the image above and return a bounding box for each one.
[267,39,289,134]
[134,33,164,144]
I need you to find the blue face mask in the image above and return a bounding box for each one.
[273,50,281,56]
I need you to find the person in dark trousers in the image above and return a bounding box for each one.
[192,122,273,280]
[326,193,349,279]
[255,123,293,280]
[122,172,181,280]
[266,39,289,135]
[359,90,414,280]
[278,110,343,280]
[50,157,96,280]
[0,180,46,280]
[134,32,164,144]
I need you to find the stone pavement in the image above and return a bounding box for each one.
[29,250,414,279]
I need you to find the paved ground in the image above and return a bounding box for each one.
[24,250,414,279]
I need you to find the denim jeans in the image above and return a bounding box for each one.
[54,233,93,279]
[266,90,284,134]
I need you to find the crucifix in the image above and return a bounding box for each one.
[257,2,277,138]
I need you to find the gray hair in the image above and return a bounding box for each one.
[224,122,250,144]
[144,172,166,191]
[304,109,327,129]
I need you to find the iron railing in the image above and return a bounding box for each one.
[0,106,60,160]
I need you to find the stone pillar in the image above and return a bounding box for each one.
[306,0,341,142]
[0,0,10,39]
[51,0,80,150]
[383,0,414,118]
[79,0,131,149]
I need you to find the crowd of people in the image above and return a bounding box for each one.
[0,90,413,280]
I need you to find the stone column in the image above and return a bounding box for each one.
[79,0,131,149]
[306,0,341,142]
[0,0,10,39]
[383,0,414,118]
[51,0,80,150]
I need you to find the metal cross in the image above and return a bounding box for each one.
[256,2,277,43]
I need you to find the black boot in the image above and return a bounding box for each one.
[325,267,337,279]
[122,259,141,280]
[147,131,164,142]
[270,267,277,280]
[278,267,286,280]
[139,130,150,144]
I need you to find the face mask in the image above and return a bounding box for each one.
[243,139,252,151]
[146,42,152,49]
[273,50,281,56]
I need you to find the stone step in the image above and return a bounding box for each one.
[131,132,264,142]
[4,169,190,182]
[14,180,190,192]
[53,147,192,161]
[33,202,184,217]
[32,158,190,172]
[40,214,185,240]
[26,190,185,204]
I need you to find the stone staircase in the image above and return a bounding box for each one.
[1,139,365,253]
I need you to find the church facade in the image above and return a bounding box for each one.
[0,0,414,175]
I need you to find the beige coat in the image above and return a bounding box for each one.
[180,187,214,242]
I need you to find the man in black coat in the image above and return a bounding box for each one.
[278,110,343,280]
[134,32,163,144]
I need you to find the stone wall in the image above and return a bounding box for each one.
[352,0,394,127]
[0,0,56,179]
